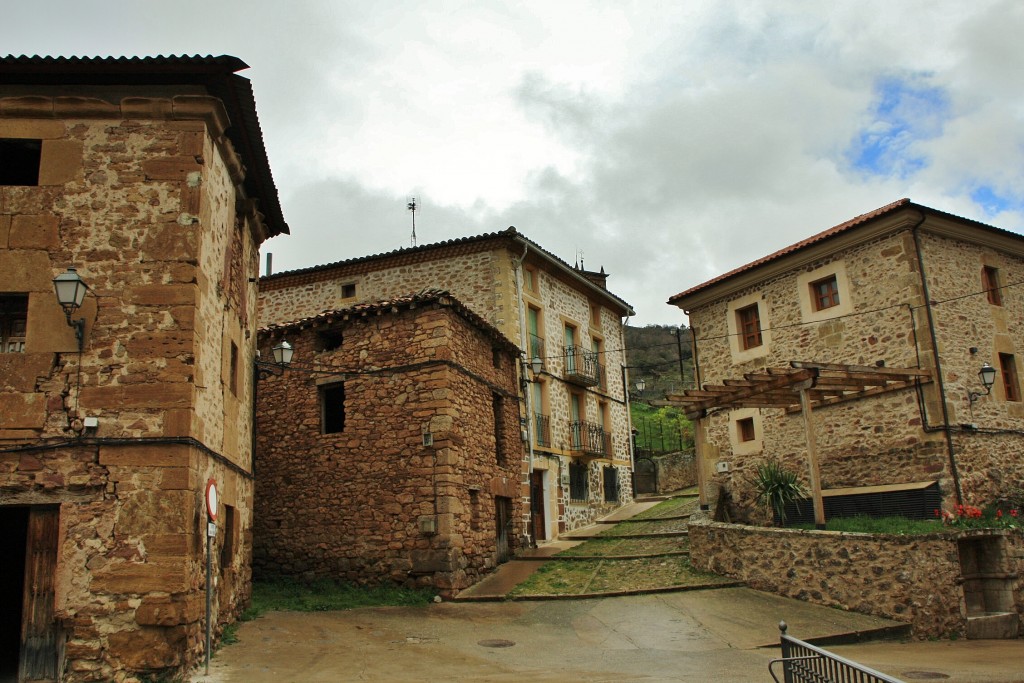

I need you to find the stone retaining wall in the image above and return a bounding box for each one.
[688,515,1009,639]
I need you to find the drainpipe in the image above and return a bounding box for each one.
[513,241,538,546]
[910,214,964,505]
[621,316,635,498]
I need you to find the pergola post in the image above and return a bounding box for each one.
[692,412,710,511]
[797,385,826,529]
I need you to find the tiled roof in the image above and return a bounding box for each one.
[259,289,519,352]
[667,199,1020,305]
[0,54,288,237]
[261,226,635,315]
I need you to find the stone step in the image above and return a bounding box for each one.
[966,612,1020,639]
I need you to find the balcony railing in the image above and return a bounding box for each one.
[569,420,612,457]
[563,345,602,387]
[533,412,551,448]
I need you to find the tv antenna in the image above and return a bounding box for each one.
[407,197,418,247]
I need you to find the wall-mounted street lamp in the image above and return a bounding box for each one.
[969,362,998,405]
[256,340,294,379]
[521,356,543,386]
[635,378,646,393]
[53,267,89,351]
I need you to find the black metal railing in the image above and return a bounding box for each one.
[769,622,905,683]
[569,420,611,456]
[533,412,551,448]
[563,345,601,386]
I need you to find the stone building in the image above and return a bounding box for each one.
[253,291,523,595]
[668,199,1024,523]
[258,230,636,543]
[0,55,286,681]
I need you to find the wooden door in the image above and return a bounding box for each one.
[494,496,512,564]
[529,472,546,542]
[20,506,59,683]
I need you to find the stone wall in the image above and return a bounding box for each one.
[688,516,975,638]
[0,96,264,680]
[686,219,1024,521]
[258,234,635,542]
[253,295,524,596]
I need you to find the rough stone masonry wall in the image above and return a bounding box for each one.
[0,103,258,681]
[254,301,523,595]
[913,231,1024,507]
[688,230,953,522]
[688,517,969,638]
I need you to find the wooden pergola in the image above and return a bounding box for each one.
[660,361,932,527]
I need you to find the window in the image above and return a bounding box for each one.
[999,353,1020,402]
[810,275,840,311]
[523,266,538,294]
[492,393,505,464]
[228,342,239,397]
[0,139,41,186]
[564,324,578,373]
[0,295,28,353]
[315,327,343,352]
[340,282,356,299]
[590,303,601,327]
[983,266,1002,306]
[569,460,588,501]
[737,417,756,442]
[320,383,346,433]
[736,304,762,350]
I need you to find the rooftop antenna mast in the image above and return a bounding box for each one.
[407,197,418,247]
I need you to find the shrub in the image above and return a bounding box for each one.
[753,460,807,525]
[937,504,1022,530]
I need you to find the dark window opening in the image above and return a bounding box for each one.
[983,266,1002,306]
[737,417,756,442]
[492,348,502,368]
[0,295,28,353]
[315,328,344,352]
[0,138,42,186]
[341,283,356,299]
[999,353,1020,402]
[810,275,840,311]
[321,383,346,433]
[569,460,588,501]
[736,304,762,350]
[228,342,239,397]
[492,393,505,464]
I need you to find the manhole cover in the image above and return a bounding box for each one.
[477,639,516,648]
[902,672,950,680]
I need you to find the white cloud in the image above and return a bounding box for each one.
[5,0,1023,325]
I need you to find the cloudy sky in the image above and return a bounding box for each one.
[6,1,1024,325]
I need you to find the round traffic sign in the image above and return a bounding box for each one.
[205,479,218,521]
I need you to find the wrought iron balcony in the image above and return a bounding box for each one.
[563,345,602,387]
[533,412,551,448]
[569,420,612,457]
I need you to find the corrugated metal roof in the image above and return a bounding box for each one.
[0,54,288,237]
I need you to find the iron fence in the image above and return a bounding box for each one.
[769,622,905,683]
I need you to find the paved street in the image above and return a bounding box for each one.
[191,589,1024,683]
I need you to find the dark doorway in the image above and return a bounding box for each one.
[0,507,29,682]
[634,458,658,495]
[495,496,512,564]
[0,506,60,683]
[529,472,545,543]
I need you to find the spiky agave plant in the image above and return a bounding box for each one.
[753,460,808,526]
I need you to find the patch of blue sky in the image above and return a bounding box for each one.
[970,185,1024,217]
[845,76,951,179]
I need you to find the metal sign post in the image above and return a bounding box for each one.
[204,479,218,675]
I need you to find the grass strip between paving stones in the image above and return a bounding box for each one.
[556,536,688,557]
[509,556,733,597]
[598,517,691,536]
[631,496,700,520]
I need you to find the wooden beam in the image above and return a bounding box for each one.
[798,386,826,529]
